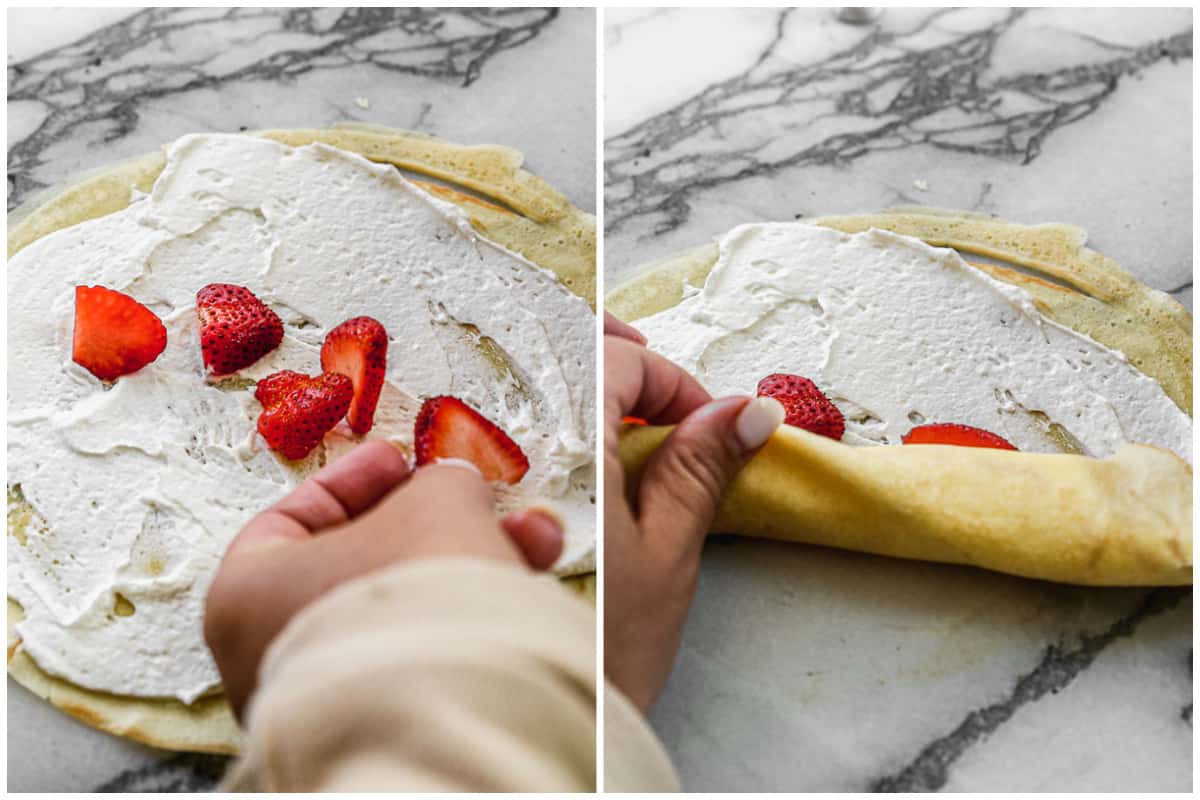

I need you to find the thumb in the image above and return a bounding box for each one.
[636,395,784,554]
[501,507,565,571]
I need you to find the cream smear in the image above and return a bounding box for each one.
[635,223,1190,461]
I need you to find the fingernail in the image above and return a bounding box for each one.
[526,506,565,536]
[605,314,648,345]
[735,397,785,451]
[384,439,413,462]
[431,457,483,476]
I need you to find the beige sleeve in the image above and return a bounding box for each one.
[604,684,680,791]
[221,558,600,792]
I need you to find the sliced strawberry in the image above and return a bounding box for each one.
[254,370,309,409]
[321,316,388,435]
[756,373,845,440]
[256,372,353,460]
[902,423,1018,451]
[196,284,283,375]
[72,285,167,381]
[413,396,529,484]
[622,416,648,425]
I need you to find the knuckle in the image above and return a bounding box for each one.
[655,445,730,518]
[665,435,740,501]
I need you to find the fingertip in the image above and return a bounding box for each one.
[357,439,413,480]
[733,396,785,452]
[603,312,648,345]
[501,507,564,571]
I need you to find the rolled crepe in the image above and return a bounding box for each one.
[618,425,1192,586]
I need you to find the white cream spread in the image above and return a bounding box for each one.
[7,134,595,703]
[636,223,1191,461]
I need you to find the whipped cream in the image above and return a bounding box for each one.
[636,223,1191,461]
[8,134,595,703]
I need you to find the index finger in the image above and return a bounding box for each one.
[230,440,412,554]
[604,336,712,431]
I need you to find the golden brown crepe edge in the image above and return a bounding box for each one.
[7,599,242,755]
[9,125,597,309]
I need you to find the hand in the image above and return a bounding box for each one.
[602,313,783,712]
[204,440,564,718]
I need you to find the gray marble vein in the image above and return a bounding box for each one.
[873,587,1189,792]
[8,7,594,215]
[605,7,1192,295]
[93,753,228,793]
[606,7,1189,235]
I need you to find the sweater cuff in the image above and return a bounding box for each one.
[225,558,596,791]
[604,682,681,792]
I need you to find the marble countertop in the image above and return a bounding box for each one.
[6,7,595,792]
[8,7,595,214]
[605,7,1192,792]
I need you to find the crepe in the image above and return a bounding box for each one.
[7,125,596,754]
[610,209,1192,587]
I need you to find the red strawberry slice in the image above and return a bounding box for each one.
[196,284,283,375]
[256,372,353,460]
[321,316,388,435]
[902,423,1018,451]
[254,370,309,409]
[413,396,529,484]
[622,416,648,425]
[756,373,845,440]
[72,285,167,381]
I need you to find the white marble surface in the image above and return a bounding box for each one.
[7,7,595,792]
[605,7,1192,792]
[8,7,595,214]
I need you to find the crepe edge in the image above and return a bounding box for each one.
[9,124,597,309]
